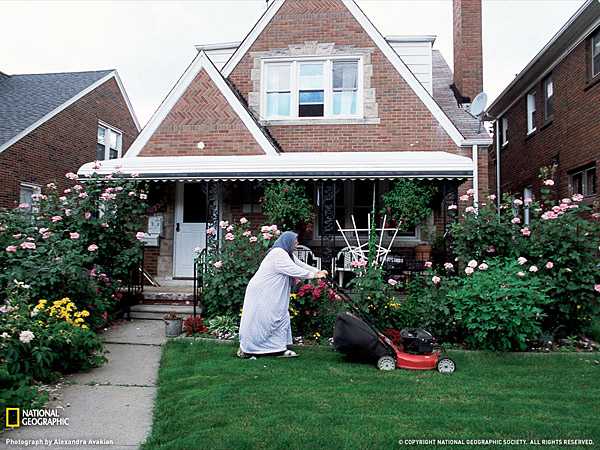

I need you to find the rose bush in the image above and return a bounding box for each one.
[290,279,344,339]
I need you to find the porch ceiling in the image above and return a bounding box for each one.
[77,152,473,181]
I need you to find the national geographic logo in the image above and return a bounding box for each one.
[4,408,69,428]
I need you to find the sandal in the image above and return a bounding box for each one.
[237,347,248,359]
[277,349,299,358]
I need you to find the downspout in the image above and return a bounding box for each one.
[472,144,479,206]
[495,120,501,208]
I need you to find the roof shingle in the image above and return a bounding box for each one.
[0,70,113,148]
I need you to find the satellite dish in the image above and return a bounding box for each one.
[469,92,488,117]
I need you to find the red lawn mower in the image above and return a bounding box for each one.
[327,279,456,374]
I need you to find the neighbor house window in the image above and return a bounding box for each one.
[570,165,597,197]
[501,117,509,146]
[592,29,600,78]
[97,122,122,160]
[19,182,41,213]
[543,76,554,122]
[527,92,536,134]
[263,59,361,120]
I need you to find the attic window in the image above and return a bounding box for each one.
[262,58,361,120]
[592,29,600,78]
[97,122,122,160]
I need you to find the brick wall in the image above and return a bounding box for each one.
[228,0,460,154]
[453,0,484,101]
[489,37,600,203]
[0,78,139,208]
[140,70,265,157]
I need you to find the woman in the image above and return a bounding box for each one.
[238,231,327,358]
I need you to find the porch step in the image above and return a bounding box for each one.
[129,303,199,320]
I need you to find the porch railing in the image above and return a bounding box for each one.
[193,248,208,318]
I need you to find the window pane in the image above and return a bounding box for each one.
[299,63,324,90]
[266,64,291,92]
[299,91,324,104]
[299,103,324,117]
[183,184,207,223]
[586,168,596,195]
[333,61,358,90]
[109,130,119,149]
[333,91,357,115]
[267,92,291,117]
[97,126,106,144]
[545,78,554,119]
[594,53,600,77]
[96,143,106,160]
[572,173,583,195]
[19,186,33,206]
[109,149,118,160]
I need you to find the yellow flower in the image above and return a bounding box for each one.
[81,310,90,317]
[82,324,89,329]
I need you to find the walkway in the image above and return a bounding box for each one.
[4,319,165,450]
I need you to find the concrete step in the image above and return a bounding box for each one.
[143,291,194,302]
[130,304,200,320]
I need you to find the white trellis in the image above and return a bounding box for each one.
[335,214,402,266]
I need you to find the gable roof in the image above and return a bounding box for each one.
[488,0,600,117]
[432,50,490,142]
[0,70,140,154]
[221,0,491,147]
[124,51,280,158]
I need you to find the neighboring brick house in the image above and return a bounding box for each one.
[0,70,140,209]
[78,0,492,282]
[488,0,600,206]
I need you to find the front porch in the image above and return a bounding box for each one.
[141,178,461,284]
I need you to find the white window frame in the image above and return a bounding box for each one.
[569,166,597,197]
[260,56,364,121]
[97,120,123,160]
[543,76,554,122]
[526,92,536,135]
[19,182,42,213]
[523,187,533,225]
[592,29,600,78]
[501,117,509,147]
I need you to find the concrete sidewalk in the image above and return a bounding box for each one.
[4,319,166,450]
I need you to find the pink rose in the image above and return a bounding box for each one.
[79,192,88,199]
[478,263,489,271]
[69,232,80,240]
[51,216,62,222]
[84,212,92,220]
[88,244,98,252]
[517,257,527,265]
[466,188,475,195]
[240,217,248,224]
[511,217,521,224]
[431,276,441,285]
[219,221,229,229]
[136,232,145,241]
[572,194,584,202]
[6,245,17,253]
[488,194,496,200]
[545,261,554,269]
[521,227,531,236]
[444,262,454,271]
[139,193,147,200]
[460,194,469,202]
[206,227,217,236]
[262,233,273,240]
[18,203,30,209]
[543,179,554,186]
[226,225,234,232]
[529,265,538,273]
[448,204,458,210]
[243,230,252,237]
[270,224,278,231]
[465,206,476,213]
[42,232,51,240]
[214,261,223,269]
[468,260,478,268]
[387,279,398,286]
[249,236,258,243]
[20,242,36,250]
[64,189,71,194]
[595,284,600,293]
[517,271,526,277]
[465,267,474,275]
[12,233,22,239]
[225,233,235,241]
[65,172,78,180]
[513,199,523,206]
[424,261,433,268]
[101,223,109,228]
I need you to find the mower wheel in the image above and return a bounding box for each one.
[436,357,456,374]
[377,356,396,371]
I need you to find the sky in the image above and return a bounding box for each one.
[1,0,586,126]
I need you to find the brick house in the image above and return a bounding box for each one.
[488,0,600,206]
[0,69,140,209]
[78,0,492,282]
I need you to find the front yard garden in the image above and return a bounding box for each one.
[142,340,600,450]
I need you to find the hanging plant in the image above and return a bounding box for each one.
[381,180,437,231]
[262,181,313,231]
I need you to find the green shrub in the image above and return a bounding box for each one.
[202,219,274,317]
[262,181,313,231]
[206,315,239,340]
[448,258,550,351]
[381,180,436,230]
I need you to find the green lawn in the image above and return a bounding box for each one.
[142,340,599,450]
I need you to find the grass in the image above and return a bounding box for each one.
[142,340,600,450]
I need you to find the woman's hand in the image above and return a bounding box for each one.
[315,270,328,279]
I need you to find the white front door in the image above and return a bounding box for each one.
[174,182,207,278]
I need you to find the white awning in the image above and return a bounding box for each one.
[77,152,473,181]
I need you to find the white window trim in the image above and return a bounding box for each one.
[526,92,537,135]
[592,29,600,78]
[19,182,42,213]
[97,120,123,160]
[260,55,364,122]
[501,117,509,147]
[543,76,554,122]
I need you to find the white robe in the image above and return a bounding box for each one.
[239,247,318,354]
